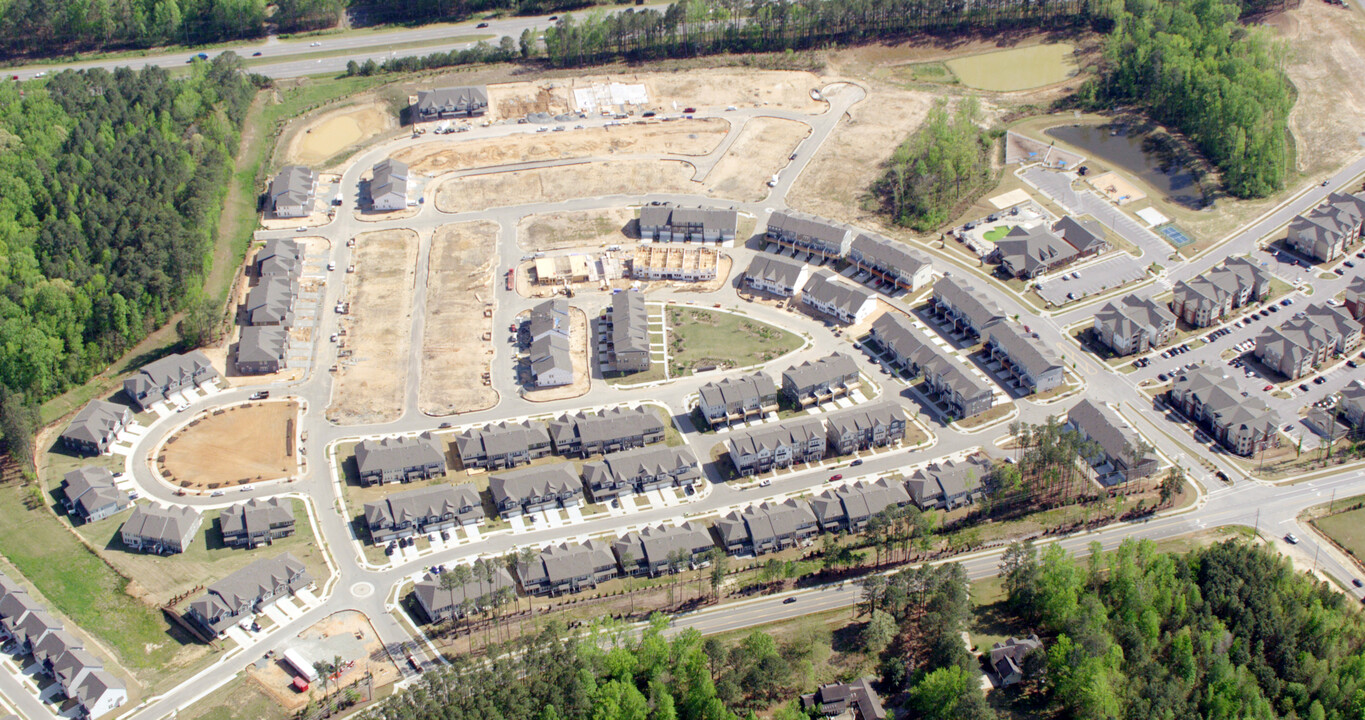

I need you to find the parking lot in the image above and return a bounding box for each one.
[1036,255,1148,306]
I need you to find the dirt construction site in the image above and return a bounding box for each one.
[283,104,399,167]
[436,159,699,213]
[420,222,499,416]
[393,118,729,176]
[328,229,418,425]
[247,611,400,714]
[159,400,299,489]
[518,208,635,252]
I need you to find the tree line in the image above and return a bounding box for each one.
[0,56,258,464]
[1082,0,1294,198]
[872,97,995,232]
[1002,538,1365,719]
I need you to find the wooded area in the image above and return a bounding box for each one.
[1002,538,1365,719]
[872,98,995,233]
[0,56,257,460]
[1085,0,1294,198]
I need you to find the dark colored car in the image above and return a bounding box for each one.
[782,597,797,605]
[476,21,489,27]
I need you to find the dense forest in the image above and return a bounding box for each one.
[1003,538,1365,719]
[1086,0,1294,198]
[0,56,257,460]
[872,98,995,232]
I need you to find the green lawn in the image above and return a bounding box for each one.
[1315,506,1365,560]
[983,225,1017,242]
[0,477,215,690]
[72,498,328,608]
[665,308,801,376]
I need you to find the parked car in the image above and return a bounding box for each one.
[850,459,863,466]
[828,474,843,482]
[1284,533,1299,544]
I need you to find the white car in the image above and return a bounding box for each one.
[310,41,321,47]
[1285,533,1299,544]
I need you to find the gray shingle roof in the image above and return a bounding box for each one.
[61,400,131,448]
[640,204,737,234]
[518,539,615,586]
[355,435,446,477]
[1067,399,1155,468]
[245,275,297,326]
[810,478,911,528]
[933,276,1005,330]
[849,233,931,277]
[550,406,664,448]
[698,372,777,415]
[488,463,583,508]
[782,352,859,392]
[986,323,1063,378]
[725,417,826,457]
[582,445,700,489]
[372,158,409,203]
[613,522,714,570]
[456,420,552,461]
[610,291,651,357]
[743,253,808,289]
[415,86,489,115]
[766,211,851,252]
[802,271,874,316]
[237,325,288,367]
[122,504,201,548]
[906,455,991,505]
[61,466,124,519]
[187,553,310,622]
[269,165,315,211]
[824,401,903,437]
[995,224,1076,275]
[363,484,482,529]
[1052,216,1106,254]
[413,566,514,618]
[220,497,294,538]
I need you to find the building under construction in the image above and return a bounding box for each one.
[630,246,718,282]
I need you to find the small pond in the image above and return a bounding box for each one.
[1046,123,1206,209]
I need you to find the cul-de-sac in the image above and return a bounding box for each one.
[1,1,1365,718]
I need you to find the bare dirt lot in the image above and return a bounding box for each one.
[394,118,729,177]
[160,401,298,489]
[247,610,399,713]
[283,102,398,167]
[435,159,698,213]
[523,307,591,403]
[786,81,936,225]
[420,222,499,416]
[485,69,826,120]
[518,208,636,251]
[705,116,811,200]
[1272,0,1365,179]
[328,229,418,425]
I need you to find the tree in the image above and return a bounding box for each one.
[707,548,727,599]
[859,609,896,655]
[437,570,463,629]
[1159,466,1185,505]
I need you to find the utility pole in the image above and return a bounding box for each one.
[1254,508,1260,539]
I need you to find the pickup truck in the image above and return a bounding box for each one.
[250,391,270,400]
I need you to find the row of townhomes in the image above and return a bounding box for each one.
[186,553,314,636]
[637,204,738,244]
[723,401,907,476]
[991,216,1106,279]
[59,400,133,457]
[0,572,127,718]
[604,290,652,373]
[1094,294,1177,357]
[355,433,448,486]
[368,157,409,211]
[1168,364,1280,456]
[412,86,489,120]
[524,298,573,388]
[456,420,554,470]
[1170,256,1270,328]
[121,496,297,555]
[582,445,702,501]
[846,233,934,293]
[59,467,127,524]
[1254,303,1363,380]
[1065,399,1160,485]
[1286,190,1365,262]
[120,504,201,555]
[869,313,994,419]
[983,323,1066,395]
[365,484,483,544]
[696,373,780,428]
[238,238,303,375]
[781,353,861,407]
[123,351,221,412]
[741,253,811,297]
[267,164,317,218]
[630,245,719,282]
[801,271,878,324]
[929,275,1007,339]
[411,455,996,605]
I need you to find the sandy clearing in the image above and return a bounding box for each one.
[419,222,499,416]
[705,116,811,201]
[160,401,298,489]
[787,83,937,225]
[1276,0,1365,177]
[435,159,699,213]
[393,118,729,177]
[518,208,636,252]
[328,229,418,425]
[284,102,398,167]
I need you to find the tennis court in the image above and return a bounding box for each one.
[1158,224,1194,248]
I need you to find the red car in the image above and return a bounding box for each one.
[828,474,843,482]
[1263,384,1273,391]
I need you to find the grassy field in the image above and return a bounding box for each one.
[72,498,327,607]
[945,43,1078,92]
[179,672,290,720]
[1315,506,1365,560]
[983,225,1016,242]
[665,308,801,376]
[0,477,215,691]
